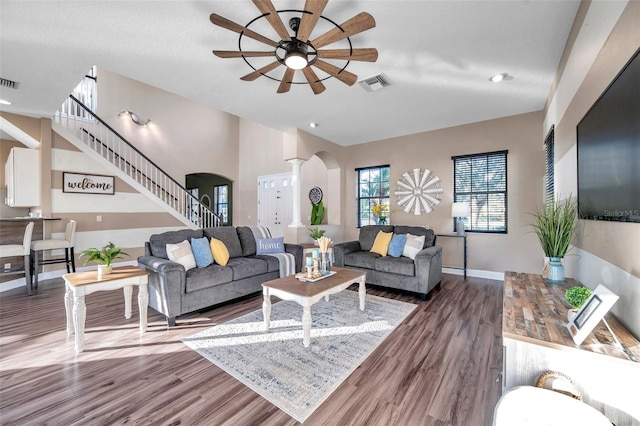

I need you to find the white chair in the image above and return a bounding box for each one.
[0,222,35,295]
[30,219,76,289]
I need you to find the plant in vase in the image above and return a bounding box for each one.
[80,242,129,278]
[529,196,578,285]
[308,227,326,245]
[565,286,593,321]
[310,201,324,225]
[372,203,389,225]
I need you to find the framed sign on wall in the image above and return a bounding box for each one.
[63,172,115,195]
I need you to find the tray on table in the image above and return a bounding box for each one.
[295,271,336,283]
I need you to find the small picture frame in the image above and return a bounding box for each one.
[63,172,115,195]
[567,284,619,345]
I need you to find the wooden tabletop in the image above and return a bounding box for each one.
[262,267,365,298]
[62,266,149,287]
[503,271,640,362]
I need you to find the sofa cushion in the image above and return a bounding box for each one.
[251,255,280,273]
[204,226,243,258]
[394,226,435,248]
[236,226,257,256]
[370,231,393,256]
[387,233,407,257]
[191,237,214,268]
[210,238,230,266]
[166,240,196,271]
[344,250,380,270]
[256,237,285,254]
[226,257,268,280]
[149,229,203,259]
[185,264,233,292]
[402,233,425,260]
[359,225,395,251]
[375,256,415,277]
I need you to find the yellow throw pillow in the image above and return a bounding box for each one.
[210,238,230,266]
[370,231,393,256]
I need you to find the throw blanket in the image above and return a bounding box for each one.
[249,226,295,277]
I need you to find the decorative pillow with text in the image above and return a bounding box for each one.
[256,237,285,255]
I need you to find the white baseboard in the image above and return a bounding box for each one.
[442,267,504,281]
[0,260,139,293]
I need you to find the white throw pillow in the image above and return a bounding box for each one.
[166,240,196,271]
[402,233,426,260]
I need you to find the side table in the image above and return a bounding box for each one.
[62,266,149,353]
[436,233,467,278]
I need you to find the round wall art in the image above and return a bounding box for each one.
[394,168,443,215]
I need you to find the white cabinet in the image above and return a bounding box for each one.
[5,147,40,207]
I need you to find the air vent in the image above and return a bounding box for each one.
[359,73,391,92]
[0,78,19,89]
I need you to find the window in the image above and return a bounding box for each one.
[214,184,229,225]
[544,126,555,208]
[356,165,390,227]
[453,151,508,233]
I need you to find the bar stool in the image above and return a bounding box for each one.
[30,219,76,289]
[0,222,35,295]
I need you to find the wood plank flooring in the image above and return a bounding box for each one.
[0,274,503,425]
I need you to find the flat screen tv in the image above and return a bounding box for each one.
[577,47,640,223]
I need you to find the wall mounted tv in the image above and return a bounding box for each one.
[577,47,640,223]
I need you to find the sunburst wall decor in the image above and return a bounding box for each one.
[394,168,443,215]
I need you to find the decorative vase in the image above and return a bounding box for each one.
[97,264,112,279]
[377,216,387,225]
[545,257,565,285]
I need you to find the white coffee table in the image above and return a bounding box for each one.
[62,266,149,353]
[262,266,366,347]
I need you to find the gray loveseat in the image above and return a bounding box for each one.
[137,226,303,326]
[333,225,442,300]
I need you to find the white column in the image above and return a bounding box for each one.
[288,158,305,228]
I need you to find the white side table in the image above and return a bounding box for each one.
[63,266,149,353]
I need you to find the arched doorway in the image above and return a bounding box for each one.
[186,173,233,226]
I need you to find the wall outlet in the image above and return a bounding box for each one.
[96,215,102,222]
[4,263,10,271]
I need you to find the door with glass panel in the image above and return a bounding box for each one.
[257,173,292,237]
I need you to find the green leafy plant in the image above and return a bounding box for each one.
[565,286,593,310]
[311,201,324,225]
[530,196,578,258]
[308,227,326,241]
[80,242,129,267]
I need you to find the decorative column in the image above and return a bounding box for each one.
[288,158,305,227]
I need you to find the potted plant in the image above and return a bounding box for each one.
[530,196,578,285]
[80,242,129,278]
[308,227,326,245]
[565,286,593,321]
[372,203,389,225]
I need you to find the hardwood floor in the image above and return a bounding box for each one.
[0,274,503,425]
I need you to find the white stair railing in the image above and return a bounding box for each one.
[54,95,220,228]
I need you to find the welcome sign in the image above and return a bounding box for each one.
[63,172,115,195]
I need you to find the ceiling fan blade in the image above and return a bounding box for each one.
[297,0,328,43]
[277,68,295,94]
[241,61,282,81]
[213,50,275,58]
[210,13,278,47]
[302,67,326,95]
[317,48,378,62]
[252,0,292,41]
[311,12,376,49]
[313,60,357,86]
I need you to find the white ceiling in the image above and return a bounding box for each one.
[0,0,580,146]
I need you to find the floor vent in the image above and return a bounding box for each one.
[1,78,19,89]
[359,73,391,92]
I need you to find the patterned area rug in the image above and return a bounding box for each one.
[183,290,416,423]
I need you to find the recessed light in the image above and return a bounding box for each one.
[0,99,12,105]
[309,122,318,128]
[490,73,509,83]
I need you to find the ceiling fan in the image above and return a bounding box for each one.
[210,0,378,95]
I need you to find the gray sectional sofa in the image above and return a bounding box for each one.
[137,226,303,326]
[333,225,442,299]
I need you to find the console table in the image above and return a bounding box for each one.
[436,233,466,278]
[502,271,640,425]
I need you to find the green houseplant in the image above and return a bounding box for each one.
[530,196,578,284]
[310,201,324,225]
[80,242,128,278]
[565,286,593,310]
[308,227,326,245]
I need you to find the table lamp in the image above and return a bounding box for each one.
[451,202,470,236]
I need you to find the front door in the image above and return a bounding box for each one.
[257,173,292,237]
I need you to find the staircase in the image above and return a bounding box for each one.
[53,95,220,229]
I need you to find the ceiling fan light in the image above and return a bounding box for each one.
[285,51,308,70]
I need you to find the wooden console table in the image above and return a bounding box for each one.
[502,272,640,425]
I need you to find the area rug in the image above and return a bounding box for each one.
[182,290,416,423]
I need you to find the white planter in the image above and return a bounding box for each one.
[97,264,112,279]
